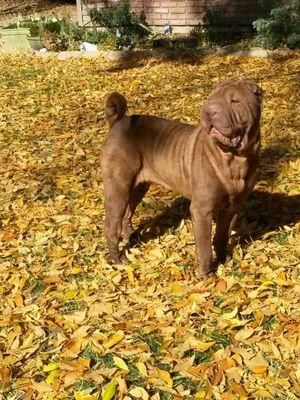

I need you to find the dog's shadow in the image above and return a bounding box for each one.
[128,141,300,251]
[129,196,190,246]
[128,190,300,250]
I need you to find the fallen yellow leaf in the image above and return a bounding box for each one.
[0,368,10,388]
[124,266,137,285]
[219,358,237,371]
[256,389,273,397]
[229,381,247,398]
[129,387,149,399]
[168,283,186,296]
[75,392,97,400]
[157,369,173,387]
[43,363,58,372]
[189,338,216,352]
[45,370,59,384]
[235,328,254,341]
[102,380,117,400]
[113,356,129,371]
[103,331,125,348]
[195,389,207,398]
[250,365,268,374]
[136,362,147,377]
[222,306,239,319]
[65,290,78,299]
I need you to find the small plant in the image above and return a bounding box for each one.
[5,20,40,36]
[40,17,106,51]
[173,376,205,395]
[158,391,172,400]
[214,296,224,308]
[263,315,277,331]
[60,301,80,314]
[136,334,162,356]
[99,353,116,368]
[80,348,100,367]
[253,0,300,49]
[270,230,288,245]
[210,331,231,347]
[6,16,106,51]
[89,0,150,49]
[183,349,214,364]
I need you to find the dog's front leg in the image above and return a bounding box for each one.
[190,202,214,279]
[214,210,238,264]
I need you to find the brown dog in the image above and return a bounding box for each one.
[101,80,263,278]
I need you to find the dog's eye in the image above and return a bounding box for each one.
[231,98,240,104]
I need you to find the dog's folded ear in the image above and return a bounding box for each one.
[105,92,127,129]
[245,81,264,97]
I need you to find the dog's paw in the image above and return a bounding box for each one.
[111,253,129,265]
[198,271,217,280]
[216,254,231,265]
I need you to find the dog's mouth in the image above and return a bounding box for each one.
[210,126,242,148]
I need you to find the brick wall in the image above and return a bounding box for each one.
[77,0,260,32]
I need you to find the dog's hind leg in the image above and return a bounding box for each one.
[103,174,133,264]
[122,182,150,240]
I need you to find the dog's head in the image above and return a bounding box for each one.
[201,80,263,152]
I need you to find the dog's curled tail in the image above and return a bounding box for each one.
[105,92,127,129]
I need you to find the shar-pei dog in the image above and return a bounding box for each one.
[101,80,263,278]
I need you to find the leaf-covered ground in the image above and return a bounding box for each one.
[0,53,299,400]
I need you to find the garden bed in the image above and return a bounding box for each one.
[1,0,299,55]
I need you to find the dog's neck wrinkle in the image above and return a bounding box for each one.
[239,125,261,155]
[205,133,257,196]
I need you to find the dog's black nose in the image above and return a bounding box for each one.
[203,102,221,119]
[205,109,217,119]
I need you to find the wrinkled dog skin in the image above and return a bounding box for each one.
[101,80,263,278]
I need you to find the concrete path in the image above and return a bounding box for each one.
[35,47,274,61]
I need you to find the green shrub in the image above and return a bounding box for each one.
[253,0,300,49]
[191,6,240,47]
[89,0,150,49]
[257,0,281,18]
[202,6,224,45]
[191,6,223,46]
